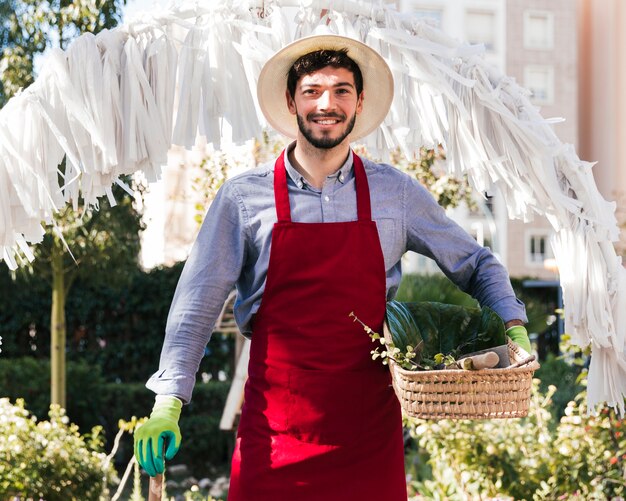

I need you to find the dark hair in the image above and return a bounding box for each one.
[286,49,364,98]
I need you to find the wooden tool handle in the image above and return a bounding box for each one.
[148,474,163,501]
[459,351,500,370]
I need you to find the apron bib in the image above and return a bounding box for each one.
[228,151,406,501]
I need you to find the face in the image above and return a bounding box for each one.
[286,66,364,149]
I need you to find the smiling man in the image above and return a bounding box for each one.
[134,34,530,501]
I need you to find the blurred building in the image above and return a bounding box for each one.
[398,0,578,280]
[577,0,626,256]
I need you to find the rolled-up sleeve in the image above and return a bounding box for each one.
[403,176,527,324]
[146,181,249,403]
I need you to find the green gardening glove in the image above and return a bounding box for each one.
[506,325,532,354]
[134,395,182,477]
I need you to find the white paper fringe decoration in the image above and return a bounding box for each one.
[0,0,624,413]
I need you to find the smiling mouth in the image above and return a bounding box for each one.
[309,114,345,126]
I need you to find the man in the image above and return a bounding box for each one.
[134,34,530,501]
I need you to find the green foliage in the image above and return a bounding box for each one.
[193,152,238,226]
[20,183,144,292]
[181,489,224,501]
[0,0,126,106]
[102,381,235,477]
[535,353,584,422]
[386,301,506,363]
[0,357,106,432]
[1,0,133,407]
[0,398,116,501]
[391,146,477,211]
[395,273,479,307]
[0,262,234,384]
[0,357,235,477]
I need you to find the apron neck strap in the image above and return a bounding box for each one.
[274,150,372,223]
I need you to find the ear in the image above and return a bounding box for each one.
[286,89,297,115]
[356,90,364,115]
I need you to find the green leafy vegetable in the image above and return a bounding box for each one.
[385,300,506,365]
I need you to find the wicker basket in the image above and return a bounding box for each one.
[383,324,540,419]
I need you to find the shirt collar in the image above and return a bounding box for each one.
[283,141,354,189]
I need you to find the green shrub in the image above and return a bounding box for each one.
[0,357,234,478]
[395,274,478,307]
[535,353,584,422]
[406,380,555,500]
[0,398,116,501]
[0,261,235,384]
[0,357,106,433]
[406,377,626,500]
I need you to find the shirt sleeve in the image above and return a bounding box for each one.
[146,181,248,403]
[403,175,527,324]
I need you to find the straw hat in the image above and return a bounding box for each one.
[257,34,394,141]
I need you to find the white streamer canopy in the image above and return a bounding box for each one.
[0,0,624,413]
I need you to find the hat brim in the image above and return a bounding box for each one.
[257,34,394,141]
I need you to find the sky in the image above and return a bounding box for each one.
[122,0,171,23]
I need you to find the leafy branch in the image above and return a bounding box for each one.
[349,311,496,371]
[350,311,443,370]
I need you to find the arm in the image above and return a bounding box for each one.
[135,181,248,476]
[403,175,528,325]
[145,181,248,403]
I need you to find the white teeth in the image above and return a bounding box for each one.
[316,120,338,125]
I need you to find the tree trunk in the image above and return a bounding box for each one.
[50,238,66,408]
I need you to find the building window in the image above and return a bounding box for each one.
[524,65,555,105]
[465,9,497,51]
[523,10,554,50]
[527,233,554,266]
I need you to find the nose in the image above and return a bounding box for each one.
[318,90,335,111]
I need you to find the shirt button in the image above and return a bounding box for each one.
[297,180,303,188]
[324,195,330,202]
[339,174,344,182]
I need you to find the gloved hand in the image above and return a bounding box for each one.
[134,395,182,477]
[506,325,531,354]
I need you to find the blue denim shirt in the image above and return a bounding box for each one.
[147,144,527,403]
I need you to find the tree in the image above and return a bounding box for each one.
[24,188,143,407]
[1,0,132,408]
[1,0,126,107]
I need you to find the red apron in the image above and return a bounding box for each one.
[228,151,406,501]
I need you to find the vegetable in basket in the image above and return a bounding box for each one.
[351,300,530,371]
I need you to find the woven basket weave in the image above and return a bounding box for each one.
[383,326,540,420]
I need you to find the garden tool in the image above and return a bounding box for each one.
[458,343,511,369]
[455,350,500,370]
[149,473,163,501]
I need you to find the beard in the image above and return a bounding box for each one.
[296,111,357,149]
